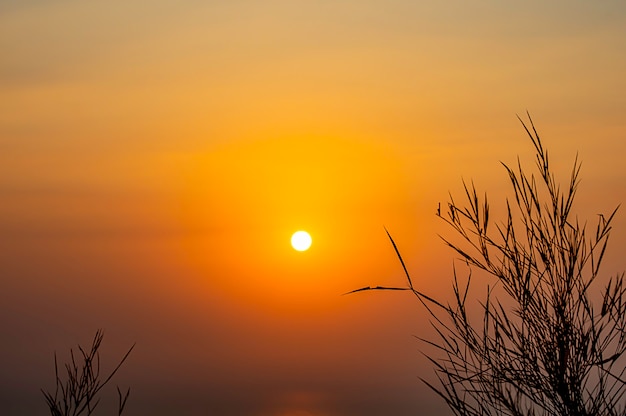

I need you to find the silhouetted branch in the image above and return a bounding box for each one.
[42,330,135,416]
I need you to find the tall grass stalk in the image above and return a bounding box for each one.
[351,114,626,416]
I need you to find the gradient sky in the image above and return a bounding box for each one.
[2,1,626,415]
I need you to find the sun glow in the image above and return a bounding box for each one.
[291,231,312,251]
[181,136,419,311]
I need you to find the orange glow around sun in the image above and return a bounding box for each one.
[178,135,421,313]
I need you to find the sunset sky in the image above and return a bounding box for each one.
[2,1,626,415]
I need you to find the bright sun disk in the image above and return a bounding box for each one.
[291,231,312,251]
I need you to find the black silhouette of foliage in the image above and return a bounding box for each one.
[42,330,134,416]
[352,115,626,415]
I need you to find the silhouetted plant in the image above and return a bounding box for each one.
[42,330,135,416]
[351,115,626,415]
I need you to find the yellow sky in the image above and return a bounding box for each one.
[2,1,626,415]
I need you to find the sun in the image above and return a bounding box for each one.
[291,231,312,251]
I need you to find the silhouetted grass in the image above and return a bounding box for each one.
[42,329,134,416]
[353,114,626,416]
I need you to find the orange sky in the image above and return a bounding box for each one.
[2,1,626,415]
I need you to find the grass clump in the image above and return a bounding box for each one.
[42,329,134,416]
[352,114,626,416]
